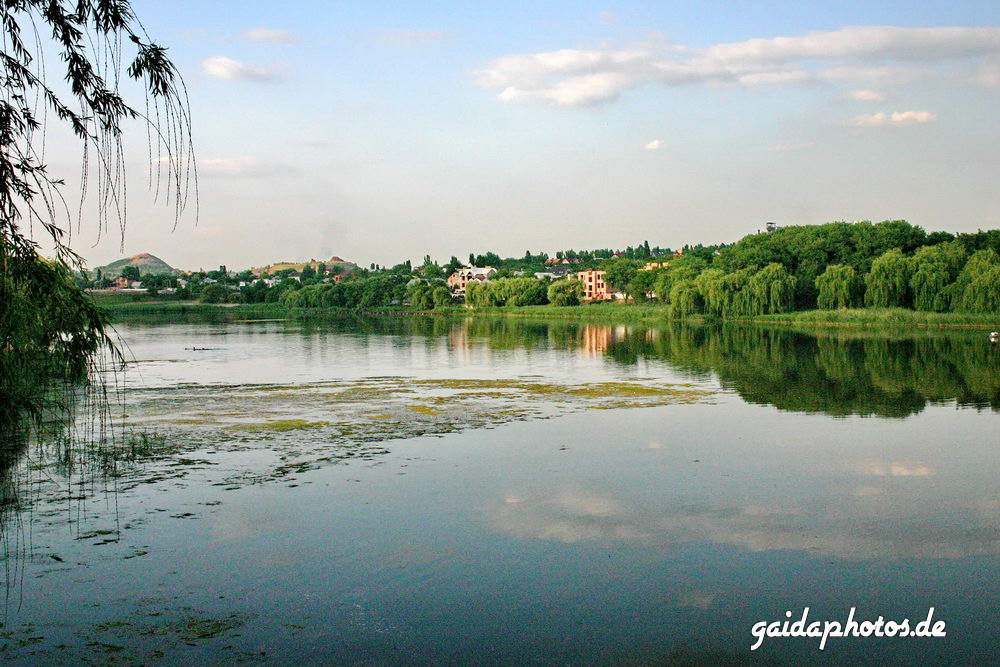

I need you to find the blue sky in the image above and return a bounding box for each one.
[71,1,1000,269]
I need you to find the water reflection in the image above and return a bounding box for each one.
[119,313,1000,415]
[2,315,997,664]
[490,484,1000,560]
[325,317,999,417]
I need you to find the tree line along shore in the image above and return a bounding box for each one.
[94,220,1000,327]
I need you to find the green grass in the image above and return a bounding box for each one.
[96,299,288,320]
[457,304,998,328]
[92,293,999,330]
[442,302,689,323]
[749,308,1000,328]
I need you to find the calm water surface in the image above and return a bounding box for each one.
[1,316,998,665]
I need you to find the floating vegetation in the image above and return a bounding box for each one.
[82,376,715,489]
[1,606,254,663]
[1,373,715,541]
[230,419,332,432]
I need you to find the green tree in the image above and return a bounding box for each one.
[508,279,548,306]
[603,258,641,295]
[815,265,862,310]
[464,281,496,308]
[694,269,727,316]
[407,282,433,310]
[653,256,706,304]
[864,249,914,308]
[547,279,583,306]
[431,286,453,309]
[667,279,702,318]
[746,263,796,314]
[627,270,659,302]
[948,249,1000,313]
[909,242,967,312]
[719,267,757,317]
[200,284,229,304]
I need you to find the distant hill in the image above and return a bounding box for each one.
[95,253,180,277]
[253,255,358,276]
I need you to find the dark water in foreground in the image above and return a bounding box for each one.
[1,317,998,665]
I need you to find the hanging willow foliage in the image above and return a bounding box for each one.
[815,264,861,310]
[864,249,914,308]
[909,242,966,312]
[948,249,1000,314]
[1,1,194,434]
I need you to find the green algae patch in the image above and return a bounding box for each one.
[93,376,716,492]
[565,382,707,400]
[230,419,332,432]
[175,614,247,641]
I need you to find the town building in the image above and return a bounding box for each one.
[447,266,497,295]
[640,261,670,271]
[534,265,576,280]
[577,269,611,301]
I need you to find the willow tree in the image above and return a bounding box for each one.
[864,249,913,308]
[547,279,583,306]
[909,242,967,312]
[667,278,702,318]
[815,264,861,310]
[653,255,706,304]
[1,1,194,432]
[464,280,496,308]
[694,268,727,316]
[719,267,757,317]
[948,249,1000,313]
[746,263,796,314]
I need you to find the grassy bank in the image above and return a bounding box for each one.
[433,303,684,323]
[749,308,999,328]
[92,296,407,322]
[440,304,999,328]
[96,299,286,318]
[92,294,998,330]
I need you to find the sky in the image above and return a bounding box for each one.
[42,1,1000,271]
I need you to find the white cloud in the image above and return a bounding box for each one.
[737,70,811,86]
[845,89,888,101]
[200,157,296,177]
[702,26,1000,63]
[818,65,927,86]
[476,26,1000,107]
[850,110,937,127]
[202,56,280,82]
[378,29,453,48]
[241,27,298,45]
[644,139,666,150]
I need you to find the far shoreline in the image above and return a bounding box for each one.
[93,296,1000,330]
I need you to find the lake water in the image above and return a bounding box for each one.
[1,316,998,665]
